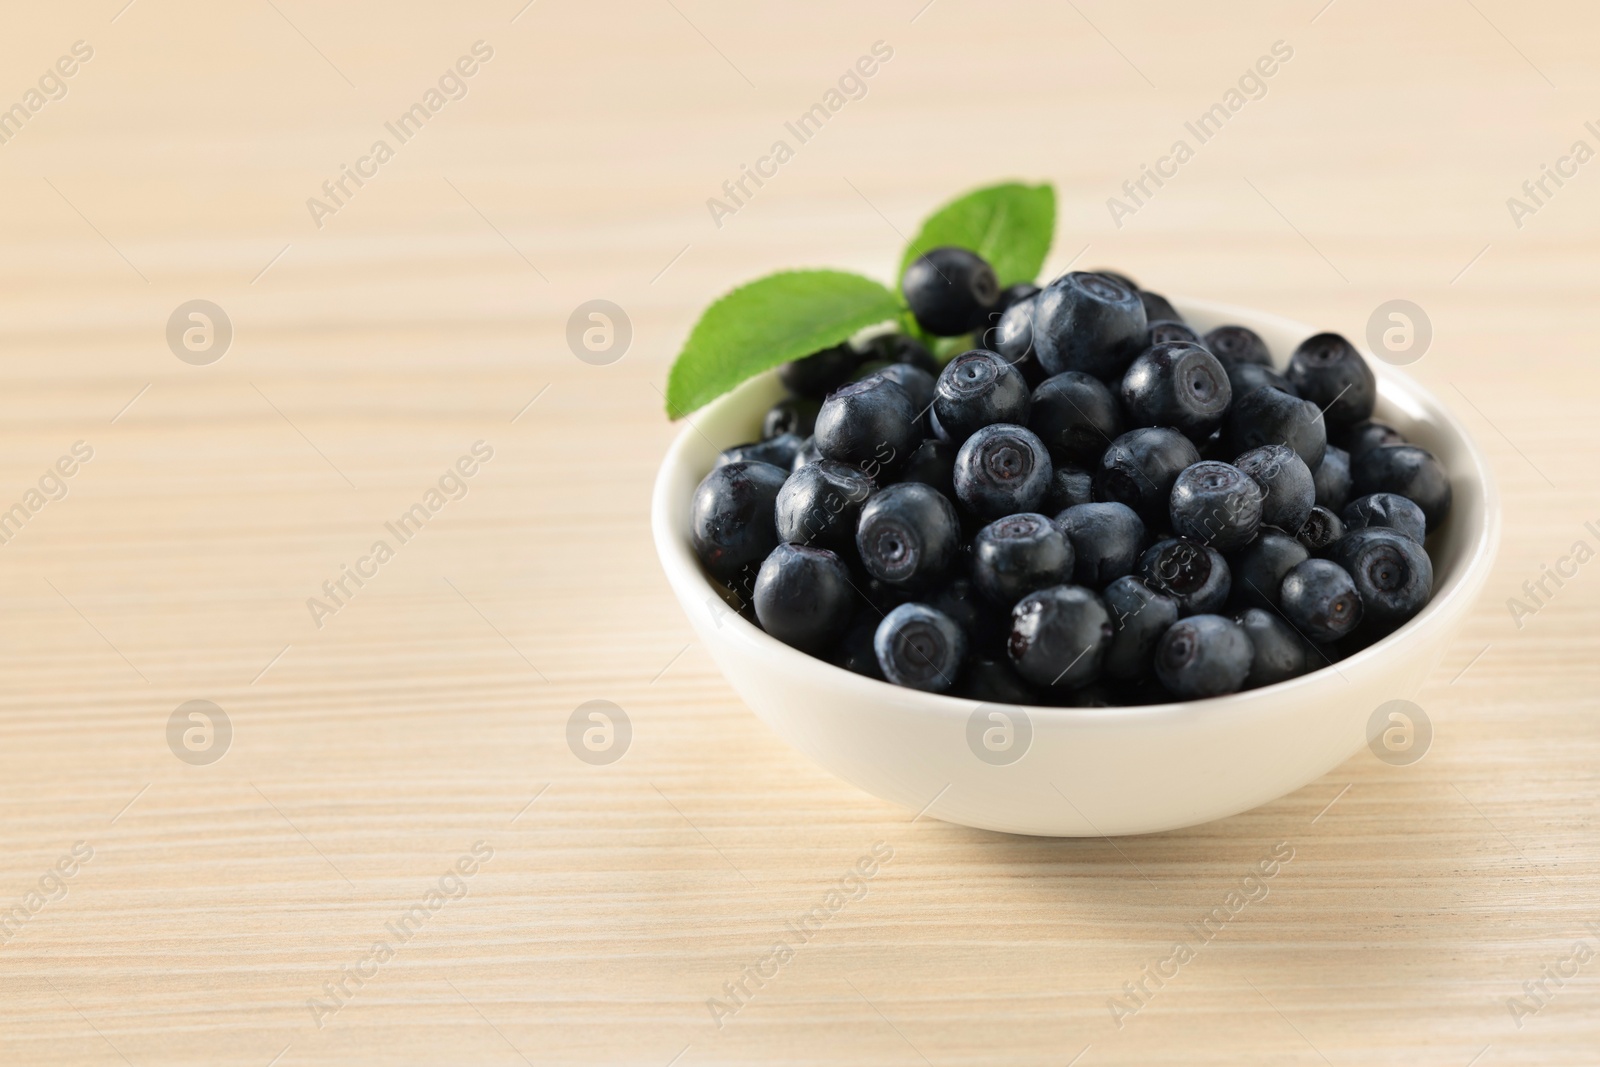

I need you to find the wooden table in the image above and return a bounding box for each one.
[1,1,1595,1063]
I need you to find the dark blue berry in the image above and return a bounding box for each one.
[1236,607,1311,688]
[855,482,961,588]
[934,349,1031,443]
[1121,341,1233,442]
[1032,271,1148,380]
[1228,531,1308,611]
[753,544,856,652]
[983,295,1050,387]
[972,513,1074,607]
[1101,575,1179,681]
[774,459,875,553]
[1056,501,1146,586]
[1041,466,1094,512]
[1202,324,1272,367]
[718,433,804,470]
[690,460,788,583]
[956,655,1038,703]
[931,576,1008,654]
[779,343,859,397]
[1139,289,1182,325]
[1029,371,1123,465]
[1296,505,1343,552]
[1343,492,1426,544]
[1169,461,1264,551]
[1313,444,1352,511]
[875,603,967,691]
[1008,585,1113,688]
[1147,319,1200,347]
[1093,427,1201,524]
[998,282,1041,309]
[861,332,938,375]
[1228,385,1326,469]
[1279,558,1363,642]
[1286,332,1375,429]
[1154,614,1254,699]
[814,375,919,476]
[1138,537,1231,615]
[1234,444,1315,533]
[1327,527,1433,626]
[1339,419,1406,460]
[763,397,819,440]
[832,610,885,679]
[953,423,1053,519]
[860,363,936,417]
[1224,361,1297,402]
[1351,444,1451,528]
[791,437,820,473]
[902,247,1000,336]
[894,437,956,497]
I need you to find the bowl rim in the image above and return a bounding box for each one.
[652,295,1502,728]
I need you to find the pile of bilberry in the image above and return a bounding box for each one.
[689,250,1449,704]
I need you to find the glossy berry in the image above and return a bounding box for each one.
[861,363,936,417]
[998,282,1041,310]
[984,295,1049,387]
[1101,575,1179,681]
[956,656,1038,703]
[1093,427,1201,524]
[718,433,804,470]
[1056,501,1146,587]
[1234,444,1315,533]
[953,423,1053,519]
[972,513,1074,607]
[894,437,956,497]
[1313,444,1352,511]
[1148,320,1200,347]
[690,460,788,583]
[779,343,859,397]
[1279,558,1363,642]
[753,544,856,652]
[1169,461,1263,551]
[763,396,820,440]
[1140,290,1182,324]
[1328,527,1433,626]
[1343,492,1426,544]
[1120,341,1233,442]
[855,482,961,589]
[813,375,919,476]
[1237,607,1311,688]
[1228,385,1326,469]
[1154,614,1254,699]
[934,349,1031,443]
[1041,466,1094,512]
[1224,361,1297,402]
[1008,585,1113,689]
[1032,271,1148,380]
[1339,419,1406,461]
[1138,537,1231,615]
[1351,444,1451,528]
[874,603,967,692]
[774,459,875,553]
[1228,531,1308,611]
[1286,332,1376,428]
[1029,371,1123,465]
[791,437,820,472]
[1202,324,1272,367]
[902,247,1000,336]
[1296,506,1344,552]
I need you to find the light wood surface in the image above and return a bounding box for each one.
[1,1,1597,1064]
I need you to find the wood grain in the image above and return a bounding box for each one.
[1,1,1597,1063]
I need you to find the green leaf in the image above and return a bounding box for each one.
[898,181,1056,289]
[665,269,902,417]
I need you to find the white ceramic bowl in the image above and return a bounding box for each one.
[652,298,1500,836]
